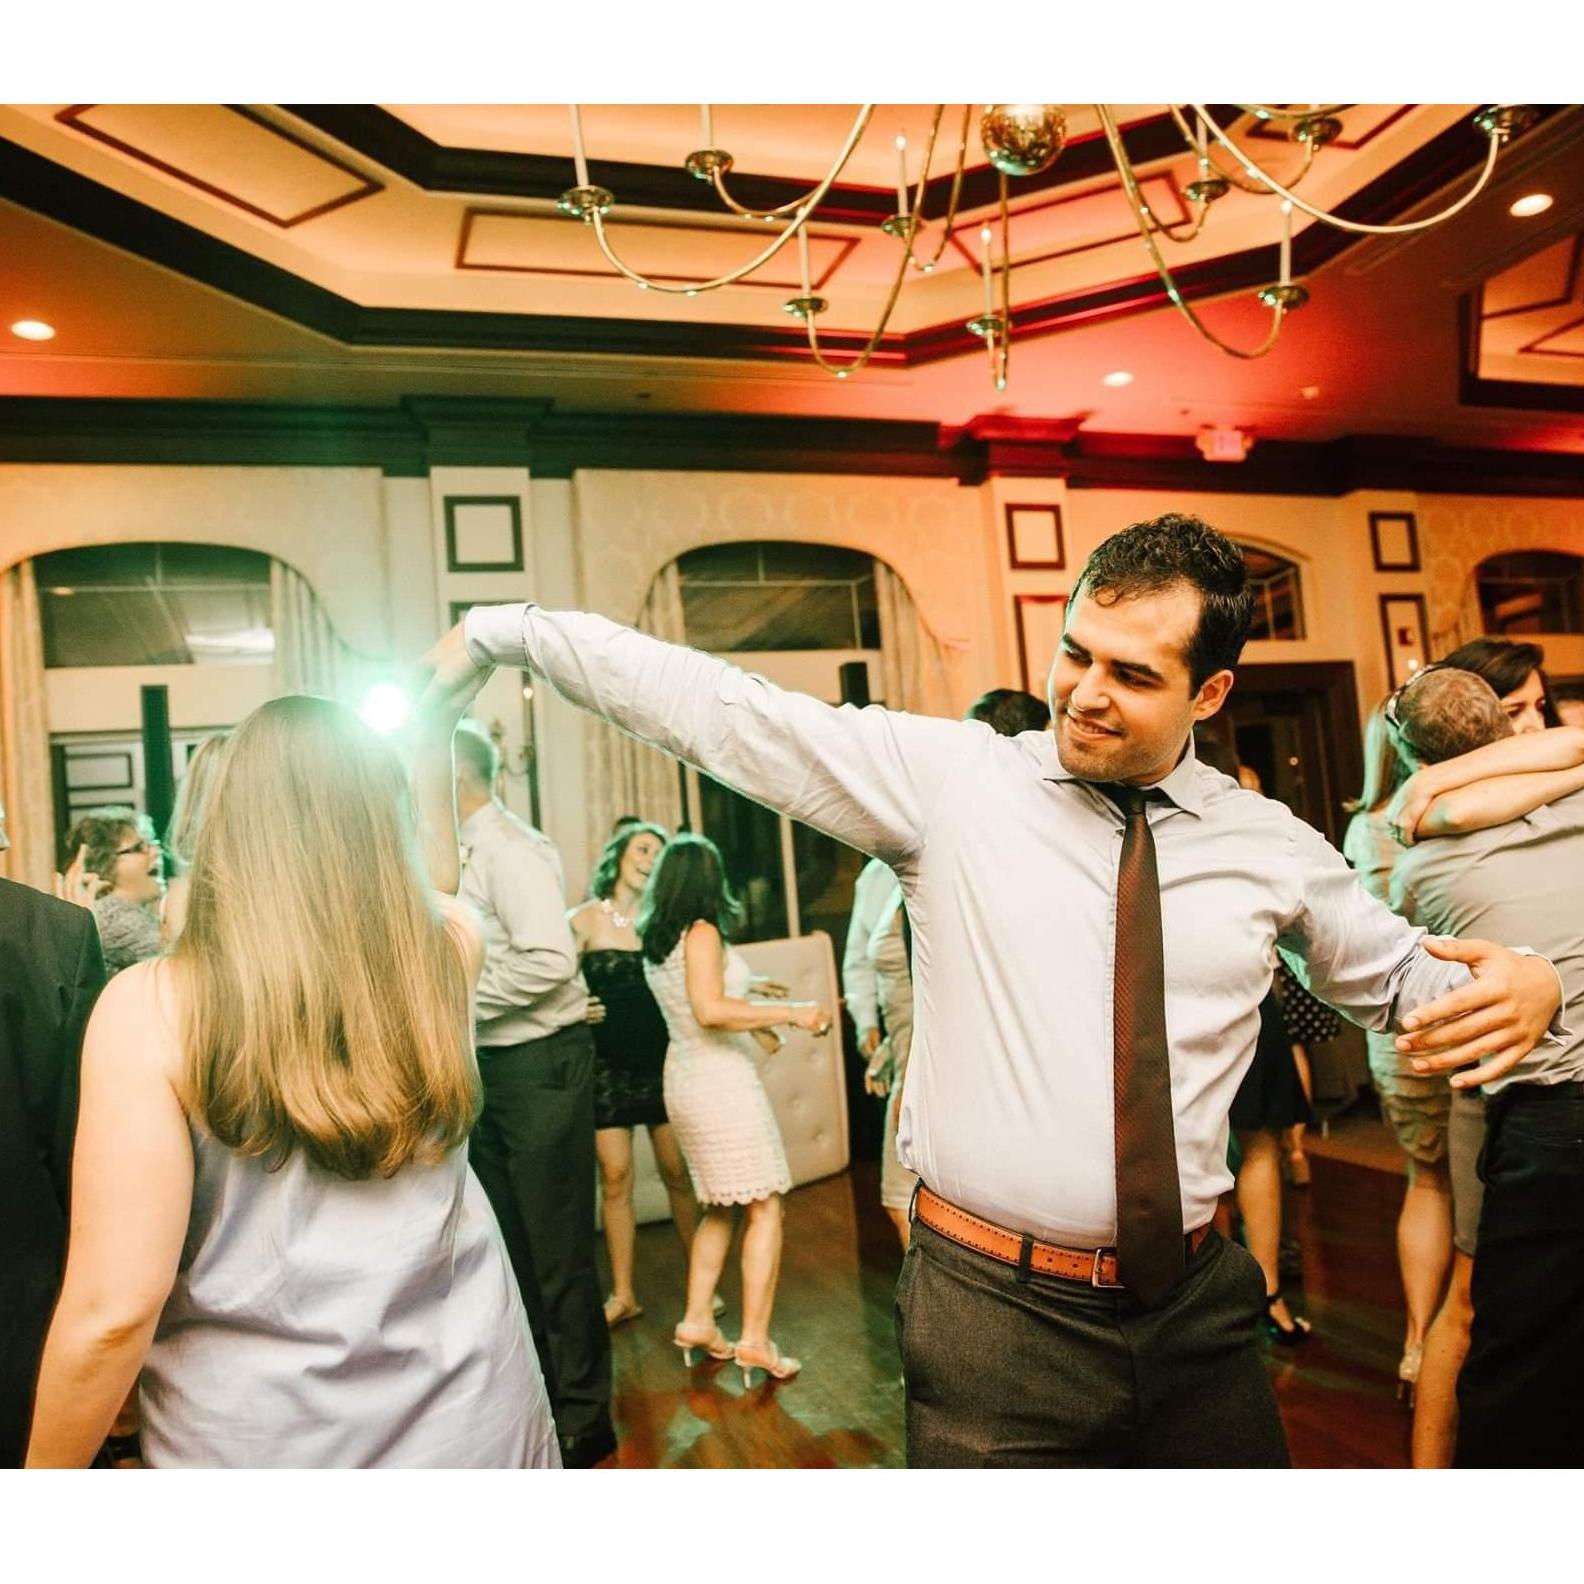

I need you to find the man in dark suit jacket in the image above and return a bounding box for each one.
[0,826,108,1466]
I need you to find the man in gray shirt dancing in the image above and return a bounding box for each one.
[425,514,1561,1467]
[1389,666,1584,1468]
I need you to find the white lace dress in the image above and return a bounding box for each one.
[645,934,792,1205]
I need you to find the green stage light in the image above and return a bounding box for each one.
[359,683,411,736]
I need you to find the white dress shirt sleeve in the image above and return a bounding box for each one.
[1278,818,1472,1033]
[842,858,889,1038]
[465,603,966,866]
[470,832,582,1023]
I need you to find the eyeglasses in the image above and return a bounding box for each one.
[115,838,159,858]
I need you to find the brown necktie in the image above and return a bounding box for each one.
[1107,785,1184,1307]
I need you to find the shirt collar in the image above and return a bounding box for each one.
[1040,732,1206,818]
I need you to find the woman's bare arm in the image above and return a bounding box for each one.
[1418,763,1584,839]
[682,922,828,1034]
[25,964,194,1467]
[1391,725,1584,843]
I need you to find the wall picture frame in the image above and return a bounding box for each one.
[1005,503,1065,570]
[1379,593,1430,689]
[1369,511,1420,572]
[1014,593,1068,695]
[444,495,524,573]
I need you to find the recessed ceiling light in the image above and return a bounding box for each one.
[10,319,55,341]
[1509,193,1553,218]
[1300,385,1321,400]
[1101,370,1134,387]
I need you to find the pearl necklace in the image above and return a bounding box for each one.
[601,896,635,931]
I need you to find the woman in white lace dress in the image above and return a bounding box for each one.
[639,835,830,1386]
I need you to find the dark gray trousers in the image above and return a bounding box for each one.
[469,1022,612,1458]
[896,1215,1290,1467]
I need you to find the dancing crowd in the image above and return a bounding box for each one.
[3,512,1580,1469]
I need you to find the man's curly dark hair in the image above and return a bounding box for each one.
[1073,513,1254,690]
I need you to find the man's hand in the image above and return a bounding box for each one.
[1395,937,1563,1088]
[585,994,607,1027]
[859,1026,881,1058]
[750,977,790,1000]
[863,1037,894,1097]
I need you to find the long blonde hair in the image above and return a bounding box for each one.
[165,732,229,871]
[1346,700,1409,815]
[172,695,477,1179]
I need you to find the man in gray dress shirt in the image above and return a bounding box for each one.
[452,723,614,1468]
[1389,667,1584,1468]
[426,514,1561,1467]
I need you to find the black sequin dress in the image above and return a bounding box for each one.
[583,948,671,1129]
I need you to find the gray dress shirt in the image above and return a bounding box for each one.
[466,604,1477,1245]
[1390,789,1584,1094]
[458,801,588,1048]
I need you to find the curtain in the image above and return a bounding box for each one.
[581,562,686,859]
[0,562,57,891]
[270,561,384,706]
[875,560,953,716]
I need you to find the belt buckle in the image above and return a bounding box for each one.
[1090,1246,1123,1289]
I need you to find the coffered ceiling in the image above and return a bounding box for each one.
[1,102,1582,451]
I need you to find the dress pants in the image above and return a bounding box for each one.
[469,1021,614,1466]
[1456,1081,1584,1468]
[896,1214,1289,1467]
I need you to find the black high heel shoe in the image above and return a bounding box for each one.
[1262,1292,1312,1347]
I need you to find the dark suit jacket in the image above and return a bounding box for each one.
[0,878,106,1466]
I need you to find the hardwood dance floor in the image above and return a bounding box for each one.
[601,1140,1416,1468]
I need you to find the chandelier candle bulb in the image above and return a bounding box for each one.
[568,104,590,189]
[1280,200,1292,286]
[896,135,909,216]
[797,219,811,296]
[980,225,993,317]
[701,104,713,148]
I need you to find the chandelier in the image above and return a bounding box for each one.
[556,103,1537,390]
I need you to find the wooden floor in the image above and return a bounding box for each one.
[601,1128,1418,1468]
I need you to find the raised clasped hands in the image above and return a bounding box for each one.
[414,618,493,732]
[1395,936,1563,1089]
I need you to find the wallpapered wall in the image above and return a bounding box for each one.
[1,457,1579,883]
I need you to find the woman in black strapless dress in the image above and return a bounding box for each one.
[570,823,701,1327]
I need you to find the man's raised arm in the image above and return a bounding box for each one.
[451,604,966,866]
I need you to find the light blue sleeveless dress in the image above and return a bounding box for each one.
[138,1125,560,1468]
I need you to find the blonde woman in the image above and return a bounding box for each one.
[26,664,558,1468]
[159,733,229,946]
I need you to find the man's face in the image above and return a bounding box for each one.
[1049,582,1233,786]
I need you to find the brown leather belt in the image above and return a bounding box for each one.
[912,1184,1211,1290]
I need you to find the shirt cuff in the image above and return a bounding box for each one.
[463,603,532,669]
[1512,946,1572,1043]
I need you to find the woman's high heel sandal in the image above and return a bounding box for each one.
[673,1324,734,1367]
[735,1341,801,1387]
[1261,1292,1312,1347]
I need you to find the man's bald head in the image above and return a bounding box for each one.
[1394,667,1514,766]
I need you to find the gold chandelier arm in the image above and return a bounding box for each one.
[902,105,972,273]
[708,105,875,220]
[1097,104,1287,360]
[1166,104,1317,200]
[1235,103,1349,121]
[801,194,921,377]
[1189,103,1504,235]
[584,116,880,295]
[990,172,1010,389]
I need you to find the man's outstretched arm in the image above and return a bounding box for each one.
[431,604,968,867]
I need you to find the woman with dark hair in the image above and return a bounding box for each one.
[639,834,829,1385]
[568,821,702,1328]
[60,807,163,976]
[1440,637,1561,732]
